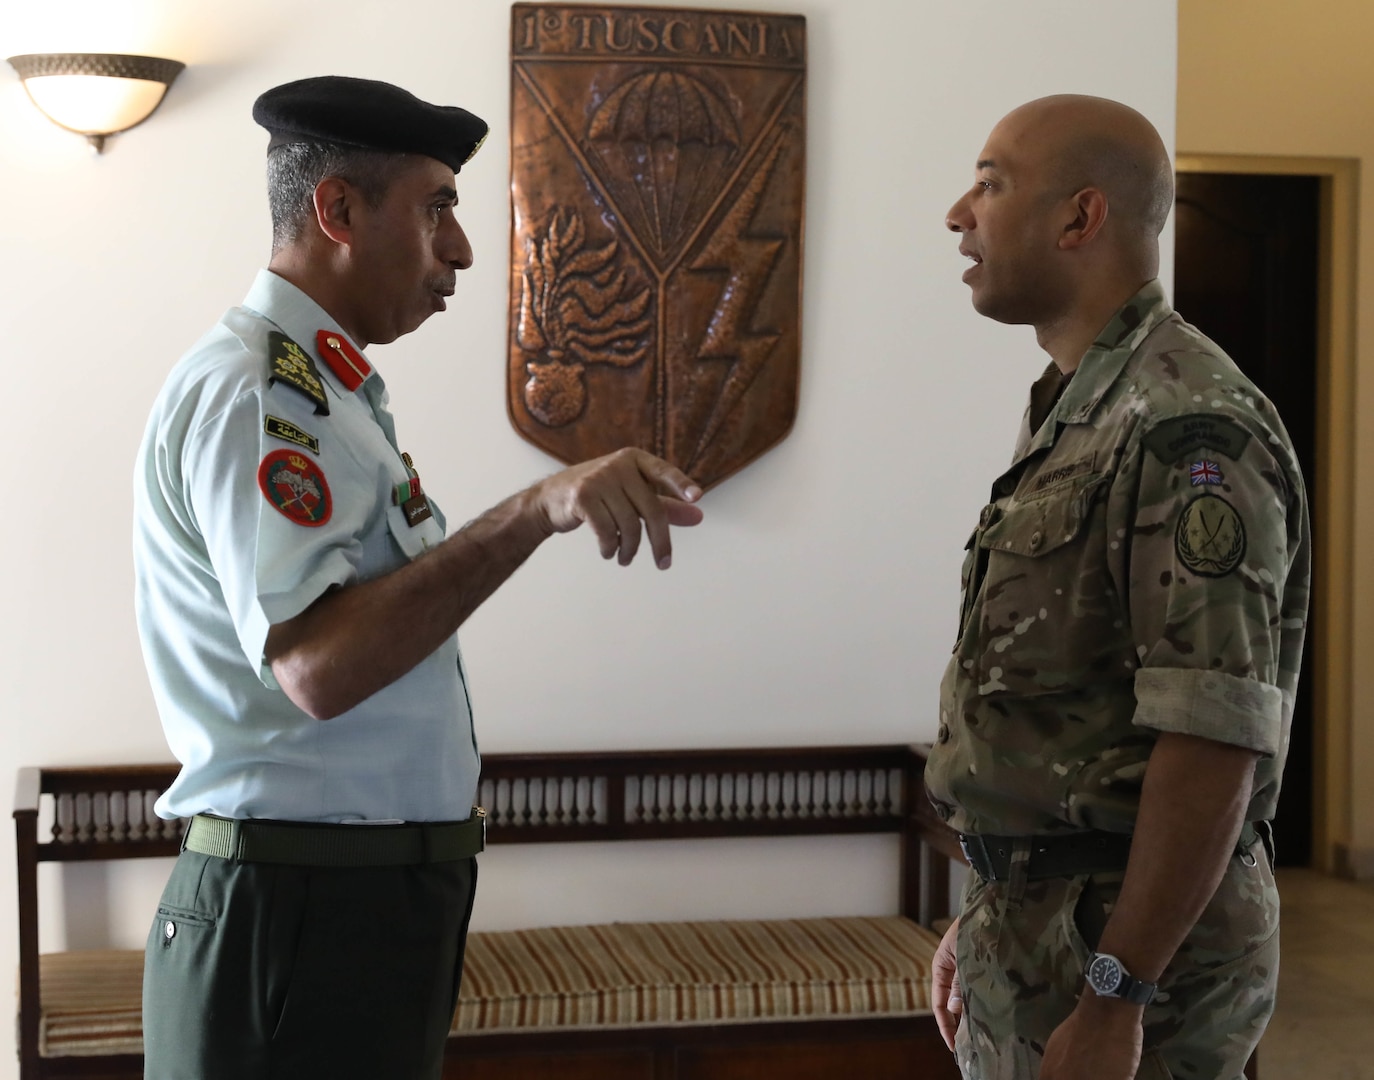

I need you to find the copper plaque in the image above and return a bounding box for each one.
[508,5,806,488]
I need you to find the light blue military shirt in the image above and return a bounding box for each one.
[134,270,479,823]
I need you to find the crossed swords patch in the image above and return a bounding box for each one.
[1175,493,1246,578]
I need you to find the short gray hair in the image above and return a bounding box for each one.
[266,142,410,251]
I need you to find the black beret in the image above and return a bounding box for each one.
[253,75,488,174]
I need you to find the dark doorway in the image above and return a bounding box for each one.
[1173,172,1320,867]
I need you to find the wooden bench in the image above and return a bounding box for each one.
[15,745,963,1080]
[13,747,1258,1077]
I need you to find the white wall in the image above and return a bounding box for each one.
[0,0,1175,1072]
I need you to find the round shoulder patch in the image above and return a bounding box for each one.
[1175,494,1245,578]
[258,449,332,527]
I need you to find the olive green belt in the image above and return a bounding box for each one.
[184,810,486,867]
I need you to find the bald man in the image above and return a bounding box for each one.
[924,96,1309,1079]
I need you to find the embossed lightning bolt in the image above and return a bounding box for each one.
[686,134,788,470]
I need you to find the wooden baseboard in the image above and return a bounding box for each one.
[445,1018,960,1080]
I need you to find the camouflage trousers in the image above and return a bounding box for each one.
[953,835,1279,1079]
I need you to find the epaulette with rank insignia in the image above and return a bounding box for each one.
[267,331,330,415]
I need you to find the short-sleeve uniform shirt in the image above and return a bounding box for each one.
[134,270,478,823]
[924,280,1310,837]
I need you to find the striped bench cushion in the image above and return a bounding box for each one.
[452,916,939,1034]
[33,916,938,1057]
[36,949,143,1057]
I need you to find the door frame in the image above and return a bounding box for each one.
[1175,153,1359,874]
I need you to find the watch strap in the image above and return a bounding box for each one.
[1113,971,1157,1005]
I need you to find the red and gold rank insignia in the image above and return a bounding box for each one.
[258,449,332,527]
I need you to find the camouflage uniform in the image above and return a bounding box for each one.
[925,280,1310,1079]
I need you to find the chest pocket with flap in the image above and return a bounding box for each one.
[958,473,1133,695]
[980,473,1106,558]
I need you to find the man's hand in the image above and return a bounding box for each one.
[1039,995,1143,1080]
[267,448,702,719]
[931,916,962,1051]
[1035,733,1257,1076]
[532,448,704,569]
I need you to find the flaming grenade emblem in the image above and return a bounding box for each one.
[517,208,652,427]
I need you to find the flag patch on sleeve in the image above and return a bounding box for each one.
[1189,460,1223,486]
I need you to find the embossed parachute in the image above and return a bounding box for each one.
[586,69,742,264]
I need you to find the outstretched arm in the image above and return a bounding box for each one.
[266,448,703,719]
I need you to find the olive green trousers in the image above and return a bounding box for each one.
[142,850,477,1080]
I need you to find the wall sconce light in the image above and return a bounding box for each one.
[7,53,185,153]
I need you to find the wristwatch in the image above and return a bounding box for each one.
[1084,952,1157,1005]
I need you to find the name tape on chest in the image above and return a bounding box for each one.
[393,451,433,528]
[402,493,433,527]
[1024,454,1097,500]
[267,332,330,415]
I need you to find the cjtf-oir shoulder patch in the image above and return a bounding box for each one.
[258,449,332,527]
[1176,494,1245,577]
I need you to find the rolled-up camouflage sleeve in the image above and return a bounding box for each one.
[1119,412,1304,756]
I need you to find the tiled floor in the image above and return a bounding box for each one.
[1260,869,1374,1079]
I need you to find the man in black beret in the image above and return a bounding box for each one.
[134,76,703,1080]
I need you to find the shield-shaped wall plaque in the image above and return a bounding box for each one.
[509,5,806,489]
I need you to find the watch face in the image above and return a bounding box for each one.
[1087,953,1124,995]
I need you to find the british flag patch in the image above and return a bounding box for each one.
[1190,460,1223,486]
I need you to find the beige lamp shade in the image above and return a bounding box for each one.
[7,53,185,151]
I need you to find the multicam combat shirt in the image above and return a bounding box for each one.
[925,280,1310,837]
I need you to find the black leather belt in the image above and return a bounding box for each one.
[959,822,1267,883]
[185,810,486,867]
[959,830,1132,882]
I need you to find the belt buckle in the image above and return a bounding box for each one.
[959,833,990,875]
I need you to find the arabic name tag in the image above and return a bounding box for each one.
[401,493,433,528]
